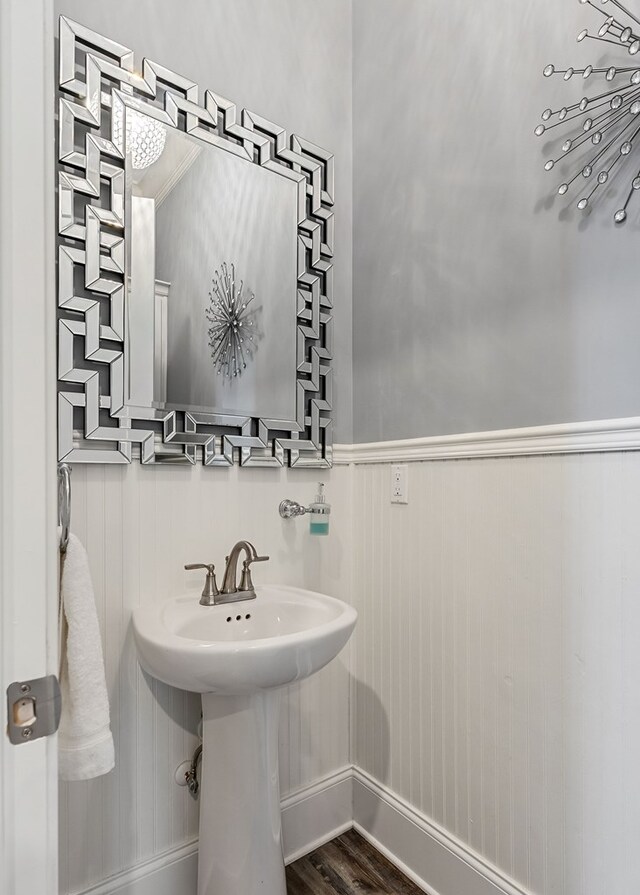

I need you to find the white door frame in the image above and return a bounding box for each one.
[0,1,58,892]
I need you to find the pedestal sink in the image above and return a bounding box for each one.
[132,585,357,895]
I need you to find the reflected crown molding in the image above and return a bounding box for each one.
[155,143,201,207]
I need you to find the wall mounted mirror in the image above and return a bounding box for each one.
[57,17,334,466]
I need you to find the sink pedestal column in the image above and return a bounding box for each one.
[198,690,286,895]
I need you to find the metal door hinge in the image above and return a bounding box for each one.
[6,675,61,745]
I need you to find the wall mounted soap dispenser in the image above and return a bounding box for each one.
[279,482,331,535]
[308,483,330,535]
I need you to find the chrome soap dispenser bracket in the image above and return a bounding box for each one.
[279,483,331,535]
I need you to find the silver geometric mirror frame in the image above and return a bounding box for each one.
[57,17,334,467]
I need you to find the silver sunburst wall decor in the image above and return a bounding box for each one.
[205,263,256,378]
[536,0,640,223]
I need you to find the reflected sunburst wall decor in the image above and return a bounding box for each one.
[536,0,640,223]
[205,262,256,378]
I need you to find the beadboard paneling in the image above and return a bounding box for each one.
[351,452,640,895]
[59,463,352,895]
[61,450,640,895]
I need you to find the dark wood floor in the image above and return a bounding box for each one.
[286,829,423,894]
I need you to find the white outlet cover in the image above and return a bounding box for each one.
[391,464,408,504]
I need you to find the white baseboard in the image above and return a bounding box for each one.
[353,768,532,895]
[79,840,198,895]
[73,766,534,895]
[281,765,353,864]
[76,766,353,895]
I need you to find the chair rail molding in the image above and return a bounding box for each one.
[334,416,640,464]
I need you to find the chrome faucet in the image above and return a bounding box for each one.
[220,540,269,600]
[185,541,269,606]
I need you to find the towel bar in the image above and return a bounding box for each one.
[58,463,71,553]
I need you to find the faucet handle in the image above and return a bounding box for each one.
[239,554,269,593]
[184,563,219,606]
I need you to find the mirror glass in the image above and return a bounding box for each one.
[126,110,299,421]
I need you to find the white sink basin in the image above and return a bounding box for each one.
[132,583,357,895]
[132,584,356,695]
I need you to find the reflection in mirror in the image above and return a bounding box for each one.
[126,111,298,421]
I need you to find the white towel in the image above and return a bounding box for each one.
[58,533,115,781]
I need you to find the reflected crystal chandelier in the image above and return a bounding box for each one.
[536,0,640,223]
[112,106,166,170]
[205,263,256,378]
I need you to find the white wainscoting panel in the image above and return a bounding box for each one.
[60,447,640,895]
[351,451,640,895]
[58,462,353,895]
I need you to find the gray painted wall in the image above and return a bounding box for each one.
[55,0,353,442]
[352,0,640,443]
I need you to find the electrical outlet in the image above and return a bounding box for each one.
[390,464,408,504]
